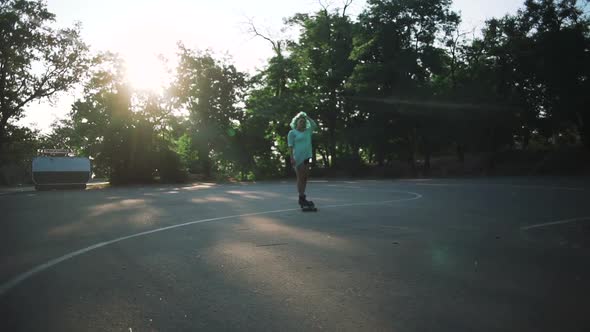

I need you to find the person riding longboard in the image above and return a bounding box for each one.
[288,112,318,212]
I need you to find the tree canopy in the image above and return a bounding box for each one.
[2,0,589,184]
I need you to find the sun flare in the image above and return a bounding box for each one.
[124,53,170,93]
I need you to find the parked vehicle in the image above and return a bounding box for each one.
[32,149,91,190]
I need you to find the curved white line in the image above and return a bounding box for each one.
[415,183,584,191]
[0,190,422,297]
[520,216,590,231]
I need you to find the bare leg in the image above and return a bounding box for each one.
[301,164,309,194]
[296,164,305,195]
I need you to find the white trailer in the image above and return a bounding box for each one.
[32,150,91,190]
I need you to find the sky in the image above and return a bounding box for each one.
[20,0,524,133]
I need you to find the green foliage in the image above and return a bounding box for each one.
[175,133,198,172]
[157,146,189,183]
[0,0,89,142]
[58,53,187,184]
[4,0,589,185]
[172,46,248,179]
[0,124,39,185]
[286,8,356,167]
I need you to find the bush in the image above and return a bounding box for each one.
[157,148,189,183]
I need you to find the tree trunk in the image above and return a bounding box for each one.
[329,128,336,168]
[328,89,338,168]
[0,112,9,147]
[284,156,291,176]
[456,143,465,174]
[408,128,418,177]
[352,144,360,166]
[376,144,385,167]
[487,127,497,173]
[408,152,416,176]
[522,126,530,150]
[198,148,212,179]
[456,143,465,163]
[319,147,329,168]
[576,111,590,150]
[424,148,431,177]
[581,128,590,151]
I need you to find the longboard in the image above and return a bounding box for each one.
[301,203,318,212]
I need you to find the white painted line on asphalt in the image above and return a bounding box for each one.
[0,190,422,297]
[326,184,363,189]
[415,183,584,191]
[0,242,109,297]
[508,185,584,191]
[520,216,590,231]
[321,191,422,208]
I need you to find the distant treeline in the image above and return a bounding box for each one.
[1,0,588,185]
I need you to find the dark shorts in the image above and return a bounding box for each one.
[294,159,311,172]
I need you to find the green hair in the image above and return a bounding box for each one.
[290,112,311,130]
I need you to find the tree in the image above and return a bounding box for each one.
[172,45,248,178]
[0,123,39,185]
[247,20,315,175]
[60,53,189,183]
[0,0,89,143]
[287,5,356,167]
[456,0,590,152]
[349,0,461,171]
[519,0,590,148]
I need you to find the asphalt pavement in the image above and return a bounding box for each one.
[1,177,589,331]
